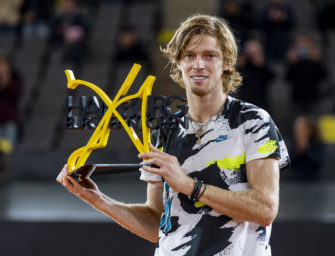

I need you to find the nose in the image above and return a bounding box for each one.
[193,56,205,70]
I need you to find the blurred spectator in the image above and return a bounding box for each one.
[77,0,102,16]
[219,0,256,47]
[316,2,335,32]
[290,114,325,180]
[236,39,274,111]
[20,0,55,38]
[0,53,23,183]
[114,25,149,64]
[49,0,89,66]
[0,0,24,34]
[260,0,296,62]
[315,1,335,57]
[286,34,327,114]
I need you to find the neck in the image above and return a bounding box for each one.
[187,91,227,123]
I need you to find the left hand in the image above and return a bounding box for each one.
[56,164,103,206]
[138,144,193,195]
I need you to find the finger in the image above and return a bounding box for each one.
[138,144,162,157]
[56,164,67,183]
[65,176,83,195]
[60,170,67,185]
[56,173,61,183]
[142,165,161,175]
[143,158,165,169]
[62,173,73,188]
[145,144,169,157]
[139,148,172,165]
[73,175,94,190]
[149,143,161,152]
[149,144,173,160]
[149,143,168,155]
[67,176,80,188]
[138,151,159,159]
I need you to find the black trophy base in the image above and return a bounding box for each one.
[69,163,154,179]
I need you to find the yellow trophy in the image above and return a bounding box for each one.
[65,63,156,178]
[65,63,188,178]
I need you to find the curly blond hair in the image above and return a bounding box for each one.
[161,14,242,94]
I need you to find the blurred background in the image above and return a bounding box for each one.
[0,0,335,255]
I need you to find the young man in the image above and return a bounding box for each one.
[57,14,289,256]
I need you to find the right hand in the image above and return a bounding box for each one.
[56,164,103,206]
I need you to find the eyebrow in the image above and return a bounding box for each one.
[182,49,221,56]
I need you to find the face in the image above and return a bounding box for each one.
[294,117,311,140]
[0,59,10,76]
[177,34,224,97]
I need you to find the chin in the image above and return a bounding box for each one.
[190,87,208,97]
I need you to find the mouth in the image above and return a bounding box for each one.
[191,75,208,81]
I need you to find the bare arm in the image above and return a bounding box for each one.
[195,158,280,226]
[56,165,164,242]
[140,144,280,227]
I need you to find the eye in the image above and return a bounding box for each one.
[184,53,195,59]
[202,54,214,61]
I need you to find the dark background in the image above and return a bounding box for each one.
[0,0,335,255]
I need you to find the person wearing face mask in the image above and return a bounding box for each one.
[286,34,327,115]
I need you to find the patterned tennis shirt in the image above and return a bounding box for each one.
[141,96,290,256]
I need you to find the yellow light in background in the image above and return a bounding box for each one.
[158,29,175,44]
[0,138,13,154]
[319,115,335,144]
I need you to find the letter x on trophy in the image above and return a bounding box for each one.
[64,63,188,178]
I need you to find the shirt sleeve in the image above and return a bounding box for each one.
[245,110,290,170]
